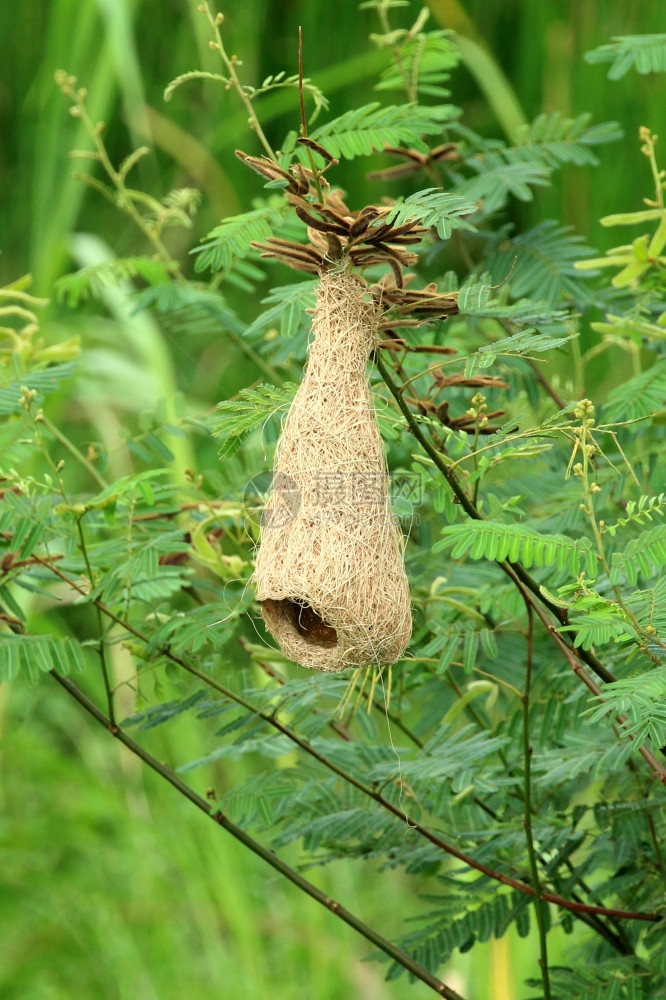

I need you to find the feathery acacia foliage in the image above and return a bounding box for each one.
[4,5,666,999]
[373,28,459,99]
[585,33,666,79]
[192,199,289,273]
[384,188,476,239]
[306,102,457,158]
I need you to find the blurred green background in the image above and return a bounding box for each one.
[1,1,666,998]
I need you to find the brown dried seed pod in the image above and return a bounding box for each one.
[254,267,412,672]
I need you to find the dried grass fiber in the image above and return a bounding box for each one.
[254,267,412,672]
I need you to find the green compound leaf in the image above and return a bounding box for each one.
[434,520,596,576]
[512,112,623,167]
[210,382,297,459]
[308,103,453,159]
[193,199,288,274]
[0,363,79,415]
[585,34,666,79]
[602,358,666,423]
[0,634,87,684]
[609,523,666,586]
[384,188,477,240]
[56,257,176,307]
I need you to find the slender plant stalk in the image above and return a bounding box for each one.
[37,412,108,490]
[76,518,116,727]
[58,69,285,389]
[59,78,174,264]
[376,3,417,102]
[519,596,551,1000]
[201,2,277,161]
[527,358,567,410]
[50,670,466,1000]
[29,400,117,727]
[298,27,324,204]
[369,4,443,186]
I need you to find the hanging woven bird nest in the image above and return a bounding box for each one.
[254,267,412,672]
[238,146,465,672]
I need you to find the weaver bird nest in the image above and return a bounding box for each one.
[240,144,480,672]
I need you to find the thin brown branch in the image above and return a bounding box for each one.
[298,26,306,138]
[544,623,666,785]
[519,589,552,999]
[50,671,465,1000]
[32,556,663,922]
[376,338,456,355]
[527,359,567,409]
[244,641,353,742]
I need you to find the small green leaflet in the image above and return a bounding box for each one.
[0,363,79,415]
[0,634,86,684]
[211,383,297,459]
[193,199,288,274]
[84,469,173,509]
[464,326,576,375]
[512,113,623,167]
[434,520,596,577]
[244,280,317,343]
[123,690,208,730]
[602,358,666,423]
[484,220,600,308]
[455,154,551,215]
[559,605,636,650]
[374,30,460,99]
[605,493,666,535]
[585,668,666,748]
[585,33,666,80]
[384,188,477,241]
[455,284,575,374]
[609,523,666,586]
[307,103,452,159]
[55,257,175,307]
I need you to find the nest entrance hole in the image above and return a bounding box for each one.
[262,599,338,649]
